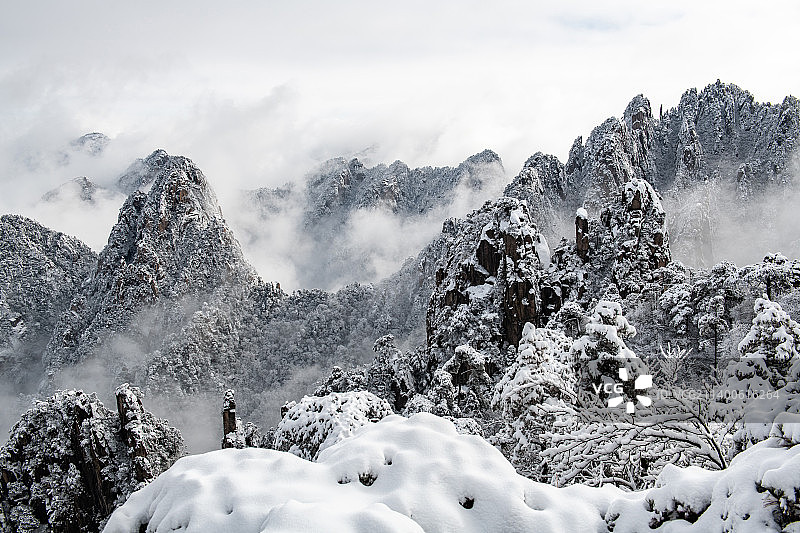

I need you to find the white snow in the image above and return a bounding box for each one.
[535,233,551,268]
[273,391,393,461]
[104,413,800,533]
[104,413,619,533]
[466,283,493,299]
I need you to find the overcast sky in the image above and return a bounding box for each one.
[2,0,799,249]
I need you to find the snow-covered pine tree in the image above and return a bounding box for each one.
[492,324,576,480]
[570,300,646,404]
[726,297,800,391]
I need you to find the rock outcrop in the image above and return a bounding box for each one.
[0,385,183,533]
[427,197,550,363]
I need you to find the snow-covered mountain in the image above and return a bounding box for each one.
[2,81,800,532]
[0,215,97,392]
[506,81,799,265]
[234,149,507,290]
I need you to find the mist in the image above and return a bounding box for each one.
[226,156,509,291]
[3,1,799,256]
[665,154,800,269]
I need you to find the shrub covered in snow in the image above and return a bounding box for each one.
[606,434,800,532]
[273,391,393,461]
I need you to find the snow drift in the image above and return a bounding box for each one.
[103,413,618,533]
[104,412,800,532]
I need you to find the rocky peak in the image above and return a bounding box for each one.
[508,81,799,271]
[116,149,171,194]
[466,148,501,164]
[503,152,567,243]
[624,95,652,132]
[99,150,251,297]
[667,82,800,187]
[623,94,658,182]
[43,150,257,371]
[304,150,505,225]
[427,197,549,363]
[574,117,638,214]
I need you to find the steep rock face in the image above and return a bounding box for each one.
[660,81,799,189]
[503,153,566,243]
[659,82,800,265]
[43,151,258,378]
[623,95,658,183]
[515,95,659,238]
[242,149,504,232]
[572,81,799,199]
[427,197,549,364]
[0,216,96,390]
[0,385,183,533]
[549,177,670,303]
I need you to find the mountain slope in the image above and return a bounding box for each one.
[236,150,507,290]
[43,151,258,377]
[506,81,799,265]
[0,215,96,391]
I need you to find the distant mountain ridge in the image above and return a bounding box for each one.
[236,148,506,289]
[506,81,799,264]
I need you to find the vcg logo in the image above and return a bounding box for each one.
[593,367,652,414]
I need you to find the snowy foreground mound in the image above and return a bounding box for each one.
[104,413,800,533]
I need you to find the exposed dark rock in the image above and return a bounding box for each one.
[427,197,549,361]
[0,387,183,532]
